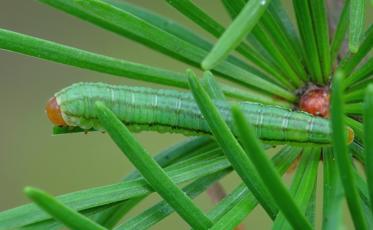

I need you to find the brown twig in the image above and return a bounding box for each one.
[206,182,245,230]
[207,182,227,203]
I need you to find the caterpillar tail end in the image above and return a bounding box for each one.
[347,127,354,144]
[46,96,66,126]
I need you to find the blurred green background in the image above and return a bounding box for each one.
[0,1,371,229]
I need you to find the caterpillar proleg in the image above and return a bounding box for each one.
[46,82,354,146]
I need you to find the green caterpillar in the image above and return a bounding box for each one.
[46,82,353,145]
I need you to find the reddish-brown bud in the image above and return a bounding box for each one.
[299,87,330,117]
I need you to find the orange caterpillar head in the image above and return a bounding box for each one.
[45,96,66,126]
[347,127,355,144]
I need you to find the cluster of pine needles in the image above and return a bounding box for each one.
[0,0,372,229]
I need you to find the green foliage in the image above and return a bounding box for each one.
[95,101,213,229]
[0,0,372,229]
[24,187,106,230]
[331,72,367,229]
[187,70,278,218]
[322,148,344,230]
[231,105,312,229]
[349,0,366,53]
[200,0,271,70]
[363,85,373,212]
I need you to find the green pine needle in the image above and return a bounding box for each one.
[343,58,373,88]
[338,25,373,76]
[322,148,344,230]
[292,0,323,84]
[209,146,301,230]
[116,171,229,230]
[0,145,229,229]
[187,69,278,218]
[273,147,320,228]
[363,84,373,211]
[167,0,294,90]
[331,72,368,230]
[94,137,215,228]
[349,0,366,53]
[330,0,350,62]
[231,105,312,230]
[0,29,187,88]
[24,187,106,230]
[202,0,271,70]
[309,0,332,81]
[95,101,213,229]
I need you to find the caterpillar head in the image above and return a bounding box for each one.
[347,127,355,144]
[45,96,66,126]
